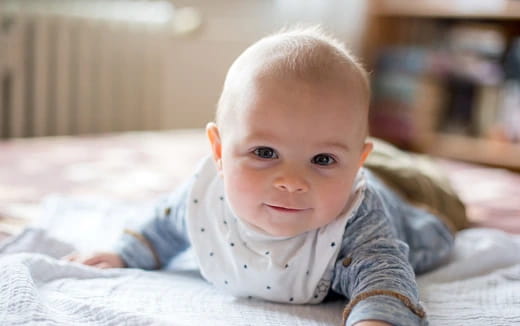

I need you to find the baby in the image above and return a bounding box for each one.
[68,27,460,326]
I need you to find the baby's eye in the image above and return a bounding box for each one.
[312,154,336,166]
[253,147,278,159]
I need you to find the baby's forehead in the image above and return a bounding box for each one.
[225,75,368,133]
[219,70,368,133]
[241,62,369,117]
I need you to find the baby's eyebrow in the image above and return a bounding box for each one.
[242,132,278,144]
[319,142,350,152]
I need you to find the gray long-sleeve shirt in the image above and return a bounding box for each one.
[114,166,454,326]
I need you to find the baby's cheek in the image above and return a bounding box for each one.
[322,183,352,217]
[224,170,263,212]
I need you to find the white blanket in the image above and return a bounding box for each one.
[1,196,520,325]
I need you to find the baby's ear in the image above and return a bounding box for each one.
[206,122,223,172]
[358,141,373,167]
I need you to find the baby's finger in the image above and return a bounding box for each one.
[82,255,105,266]
[94,262,112,269]
[61,252,80,261]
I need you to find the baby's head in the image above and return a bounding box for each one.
[207,27,373,237]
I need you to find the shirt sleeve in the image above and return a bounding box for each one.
[113,177,194,270]
[331,188,428,326]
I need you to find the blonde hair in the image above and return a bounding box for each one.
[216,26,370,128]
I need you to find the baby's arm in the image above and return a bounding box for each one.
[331,196,428,326]
[66,178,194,270]
[114,178,194,269]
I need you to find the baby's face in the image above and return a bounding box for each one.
[209,77,371,237]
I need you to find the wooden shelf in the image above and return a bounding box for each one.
[364,1,520,170]
[371,0,520,20]
[425,133,520,170]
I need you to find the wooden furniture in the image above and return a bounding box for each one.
[363,0,520,170]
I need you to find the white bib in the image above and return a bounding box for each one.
[185,157,365,304]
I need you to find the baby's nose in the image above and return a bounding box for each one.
[273,174,309,193]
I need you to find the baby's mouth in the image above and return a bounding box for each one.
[264,204,309,213]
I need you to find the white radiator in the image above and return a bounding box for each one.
[0,1,191,138]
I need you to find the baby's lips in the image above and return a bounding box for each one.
[264,203,310,212]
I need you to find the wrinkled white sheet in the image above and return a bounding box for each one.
[1,196,520,325]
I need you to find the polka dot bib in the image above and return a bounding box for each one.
[185,157,366,304]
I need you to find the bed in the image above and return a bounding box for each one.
[1,129,520,325]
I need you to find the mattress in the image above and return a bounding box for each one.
[1,129,520,325]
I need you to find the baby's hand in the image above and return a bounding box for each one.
[62,251,126,269]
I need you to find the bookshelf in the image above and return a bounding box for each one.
[371,0,520,20]
[364,0,520,170]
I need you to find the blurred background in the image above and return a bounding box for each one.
[1,0,519,170]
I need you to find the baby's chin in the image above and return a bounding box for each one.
[240,217,305,238]
[257,222,313,238]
